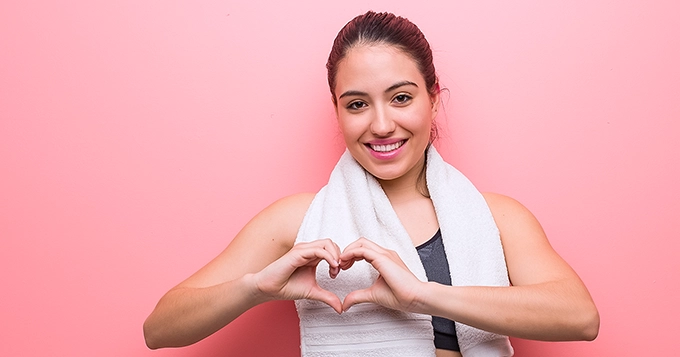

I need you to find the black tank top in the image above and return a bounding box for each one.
[416,229,460,352]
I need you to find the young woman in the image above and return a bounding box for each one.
[144,11,599,357]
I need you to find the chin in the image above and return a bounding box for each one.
[363,164,410,182]
[350,148,424,182]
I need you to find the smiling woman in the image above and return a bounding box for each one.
[144,11,599,357]
[334,45,438,184]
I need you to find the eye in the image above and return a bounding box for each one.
[347,101,367,111]
[393,94,412,105]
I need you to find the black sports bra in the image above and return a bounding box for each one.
[416,229,460,352]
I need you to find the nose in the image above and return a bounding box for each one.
[370,106,396,137]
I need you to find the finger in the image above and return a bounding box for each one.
[319,239,342,278]
[341,246,413,288]
[308,287,343,314]
[304,239,342,264]
[339,258,355,271]
[292,245,340,270]
[292,240,341,279]
[319,238,341,262]
[340,238,393,263]
[342,287,374,312]
[339,248,382,271]
[340,245,385,266]
[329,264,340,279]
[343,237,389,254]
[329,262,341,279]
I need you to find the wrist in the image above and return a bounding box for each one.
[409,280,436,314]
[412,281,451,316]
[242,272,274,305]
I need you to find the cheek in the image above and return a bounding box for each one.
[400,106,433,135]
[337,115,363,139]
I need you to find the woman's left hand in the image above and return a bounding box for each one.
[339,237,426,312]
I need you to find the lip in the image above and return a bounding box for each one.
[367,138,404,145]
[364,139,407,160]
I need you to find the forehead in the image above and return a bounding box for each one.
[335,45,424,93]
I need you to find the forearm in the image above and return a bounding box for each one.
[417,279,599,341]
[143,273,268,349]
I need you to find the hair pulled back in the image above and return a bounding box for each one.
[327,11,439,104]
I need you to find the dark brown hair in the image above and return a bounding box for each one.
[327,11,440,104]
[328,11,440,196]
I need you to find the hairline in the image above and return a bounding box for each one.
[331,40,431,100]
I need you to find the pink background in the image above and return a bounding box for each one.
[2,1,678,356]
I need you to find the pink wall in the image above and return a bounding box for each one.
[2,1,678,355]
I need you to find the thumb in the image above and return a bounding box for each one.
[308,287,343,314]
[342,288,373,312]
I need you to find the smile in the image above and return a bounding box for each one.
[368,140,406,153]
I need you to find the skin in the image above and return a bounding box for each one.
[143,45,599,355]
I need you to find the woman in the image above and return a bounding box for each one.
[144,11,599,357]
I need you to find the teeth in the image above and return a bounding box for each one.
[370,140,404,152]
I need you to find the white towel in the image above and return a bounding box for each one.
[295,147,514,357]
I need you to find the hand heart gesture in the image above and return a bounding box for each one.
[254,239,343,313]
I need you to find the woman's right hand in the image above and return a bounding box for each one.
[253,238,343,313]
[144,193,325,349]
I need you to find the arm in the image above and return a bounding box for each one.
[143,193,343,349]
[341,193,599,341]
[423,193,598,340]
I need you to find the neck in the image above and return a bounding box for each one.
[377,155,428,203]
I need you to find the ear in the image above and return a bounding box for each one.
[430,88,441,119]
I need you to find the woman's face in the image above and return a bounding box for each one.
[334,45,439,183]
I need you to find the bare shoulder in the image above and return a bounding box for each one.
[481,192,546,238]
[481,192,573,286]
[251,192,317,243]
[228,192,316,255]
[481,191,547,246]
[482,192,534,221]
[176,192,316,289]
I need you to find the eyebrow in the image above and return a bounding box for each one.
[337,80,419,100]
[386,80,418,93]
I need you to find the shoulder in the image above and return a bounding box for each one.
[263,192,316,217]
[481,192,571,285]
[481,192,550,259]
[176,192,317,288]
[481,192,548,245]
[268,192,316,223]
[217,192,316,262]
[482,192,522,209]
[481,192,541,231]
[247,192,316,248]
